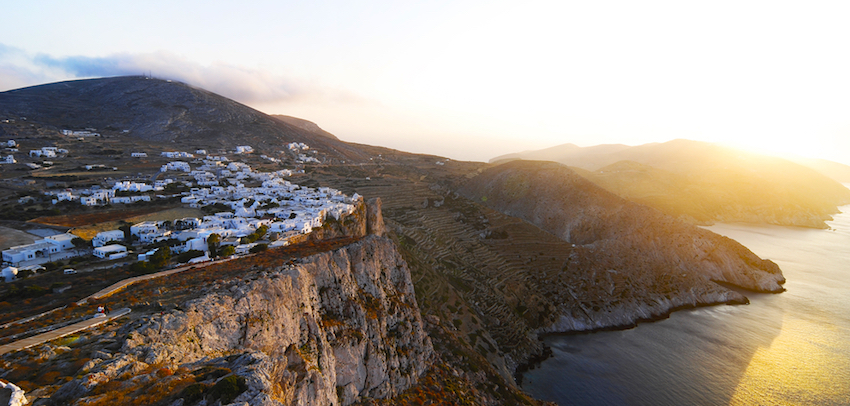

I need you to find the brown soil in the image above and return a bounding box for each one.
[28,206,182,228]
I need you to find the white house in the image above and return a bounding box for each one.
[52,191,76,204]
[45,233,77,250]
[1,266,18,282]
[2,242,54,264]
[93,230,124,247]
[29,149,56,158]
[235,146,253,154]
[94,244,128,259]
[81,191,110,206]
[131,152,148,157]
[1,155,15,164]
[161,161,191,172]
[130,221,172,243]
[1,234,76,265]
[113,181,153,192]
[161,151,194,159]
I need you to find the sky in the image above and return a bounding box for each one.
[2,0,850,164]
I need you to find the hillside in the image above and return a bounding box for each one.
[790,157,850,183]
[492,139,850,228]
[302,152,785,382]
[271,115,338,140]
[0,76,367,162]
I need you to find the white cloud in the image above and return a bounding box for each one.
[0,45,367,108]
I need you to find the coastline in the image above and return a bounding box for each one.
[514,282,773,385]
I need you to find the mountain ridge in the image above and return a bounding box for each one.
[0,76,368,162]
[492,139,850,228]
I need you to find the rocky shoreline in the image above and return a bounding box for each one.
[515,285,754,384]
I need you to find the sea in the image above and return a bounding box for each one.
[521,205,850,406]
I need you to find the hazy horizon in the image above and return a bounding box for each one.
[2,1,850,165]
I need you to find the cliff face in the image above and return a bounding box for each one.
[53,235,433,405]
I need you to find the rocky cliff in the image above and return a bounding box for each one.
[51,235,433,405]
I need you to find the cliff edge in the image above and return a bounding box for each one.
[50,235,432,406]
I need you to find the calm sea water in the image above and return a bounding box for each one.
[521,205,850,406]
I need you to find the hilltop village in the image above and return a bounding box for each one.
[1,140,360,276]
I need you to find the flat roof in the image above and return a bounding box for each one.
[95,244,127,253]
[3,241,53,255]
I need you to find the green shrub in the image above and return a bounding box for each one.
[180,383,209,403]
[209,375,247,404]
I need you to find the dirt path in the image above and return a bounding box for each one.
[77,257,234,304]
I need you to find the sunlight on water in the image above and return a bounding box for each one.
[523,203,850,405]
[729,315,849,405]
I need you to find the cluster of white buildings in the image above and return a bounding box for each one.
[2,144,359,271]
[161,151,194,159]
[114,159,359,260]
[235,146,253,154]
[161,161,191,172]
[287,142,309,152]
[49,178,176,206]
[29,146,68,158]
[287,142,320,163]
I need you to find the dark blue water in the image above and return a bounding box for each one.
[521,206,850,405]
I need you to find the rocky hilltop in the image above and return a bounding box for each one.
[492,139,850,228]
[0,76,367,162]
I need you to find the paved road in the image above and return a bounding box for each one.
[0,308,130,356]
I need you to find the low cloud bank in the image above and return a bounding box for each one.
[0,44,324,105]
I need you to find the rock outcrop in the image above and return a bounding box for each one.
[53,235,433,405]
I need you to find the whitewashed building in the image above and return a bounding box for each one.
[92,230,125,247]
[94,244,128,259]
